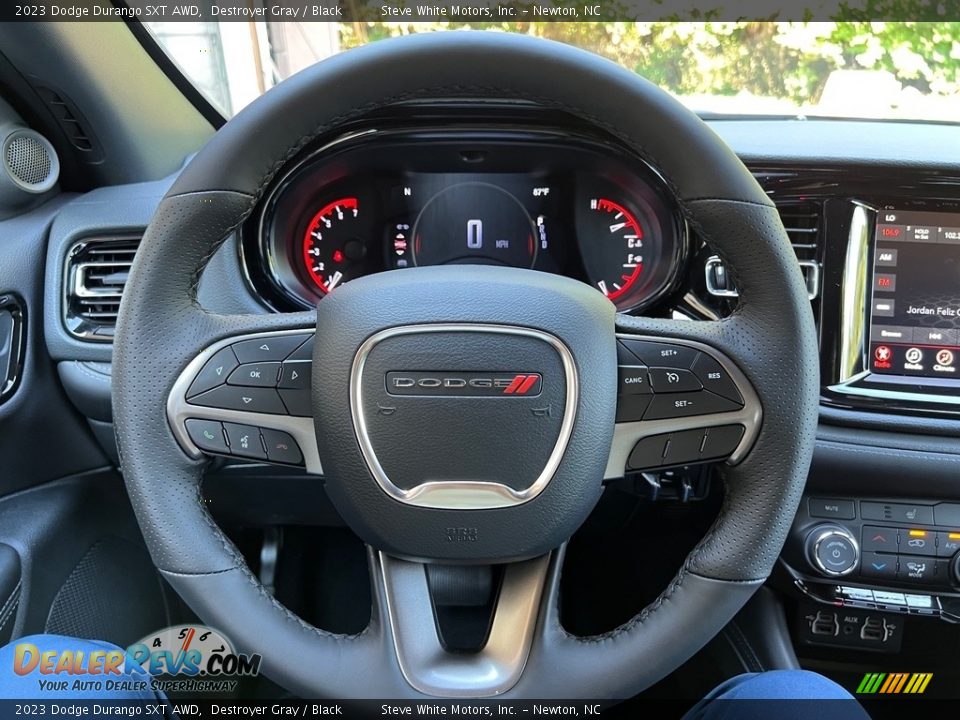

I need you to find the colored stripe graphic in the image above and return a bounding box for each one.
[856,672,932,695]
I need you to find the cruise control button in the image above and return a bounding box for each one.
[662,429,706,466]
[261,428,303,465]
[223,422,267,460]
[626,434,668,470]
[862,526,898,553]
[227,362,280,388]
[861,552,897,580]
[618,366,651,395]
[286,335,315,361]
[186,347,239,398]
[279,387,312,417]
[900,529,935,556]
[615,395,651,423]
[232,335,310,364]
[618,340,698,369]
[700,424,745,459]
[936,531,960,557]
[643,391,741,420]
[690,353,744,404]
[189,385,287,415]
[279,361,311,390]
[185,419,228,454]
[648,367,702,393]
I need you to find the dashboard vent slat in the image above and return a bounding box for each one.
[705,199,823,301]
[64,235,141,342]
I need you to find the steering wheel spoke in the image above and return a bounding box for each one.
[376,551,552,698]
[167,322,321,473]
[605,324,762,479]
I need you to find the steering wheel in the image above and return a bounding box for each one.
[112,32,818,699]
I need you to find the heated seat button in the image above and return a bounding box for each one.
[861,552,897,580]
[648,367,702,393]
[227,362,280,388]
[700,424,745,459]
[861,526,898,553]
[626,434,668,470]
[186,347,239,398]
[185,419,229,454]
[662,429,706,466]
[232,335,310,364]
[278,361,311,390]
[189,385,287,415]
[618,340,698,369]
[690,353,744,404]
[223,422,267,460]
[861,502,934,526]
[615,395,651,423]
[617,366,651,395]
[261,428,303,465]
[644,391,741,420]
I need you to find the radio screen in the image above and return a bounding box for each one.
[870,209,960,377]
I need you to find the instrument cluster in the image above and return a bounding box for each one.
[246,128,687,314]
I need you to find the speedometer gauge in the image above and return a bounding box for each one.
[302,197,369,294]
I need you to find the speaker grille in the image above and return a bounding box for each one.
[6,134,51,186]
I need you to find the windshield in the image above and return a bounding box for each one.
[143,21,960,123]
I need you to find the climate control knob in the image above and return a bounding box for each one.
[806,525,859,577]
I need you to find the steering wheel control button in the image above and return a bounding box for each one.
[617,366,651,394]
[619,339,698,369]
[861,552,898,580]
[189,385,287,414]
[648,367,702,393]
[261,428,303,465]
[185,418,229,454]
[690,353,744,404]
[626,434,669,470]
[279,388,312,416]
[278,361,311,389]
[862,526,898,553]
[617,341,640,365]
[662,429,706,466]
[861,501,934,526]
[186,346,239,398]
[807,526,860,577]
[223,422,267,459]
[227,362,281,388]
[808,497,856,521]
[615,394,651,423]
[643,390,741,420]
[286,334,315,361]
[232,335,309,364]
[700,424,745,459]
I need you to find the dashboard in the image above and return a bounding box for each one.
[243,127,686,314]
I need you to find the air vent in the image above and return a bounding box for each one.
[36,86,101,157]
[64,235,140,341]
[705,200,823,301]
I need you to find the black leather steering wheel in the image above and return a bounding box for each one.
[112,32,818,699]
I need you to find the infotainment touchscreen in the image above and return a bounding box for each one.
[870,209,960,377]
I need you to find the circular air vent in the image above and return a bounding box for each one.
[2,129,58,193]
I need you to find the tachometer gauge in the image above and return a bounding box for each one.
[301,197,369,294]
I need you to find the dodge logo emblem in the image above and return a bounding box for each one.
[385,372,542,397]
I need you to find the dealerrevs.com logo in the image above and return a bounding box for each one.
[13,625,261,694]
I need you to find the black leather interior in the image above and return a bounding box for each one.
[113,32,817,698]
